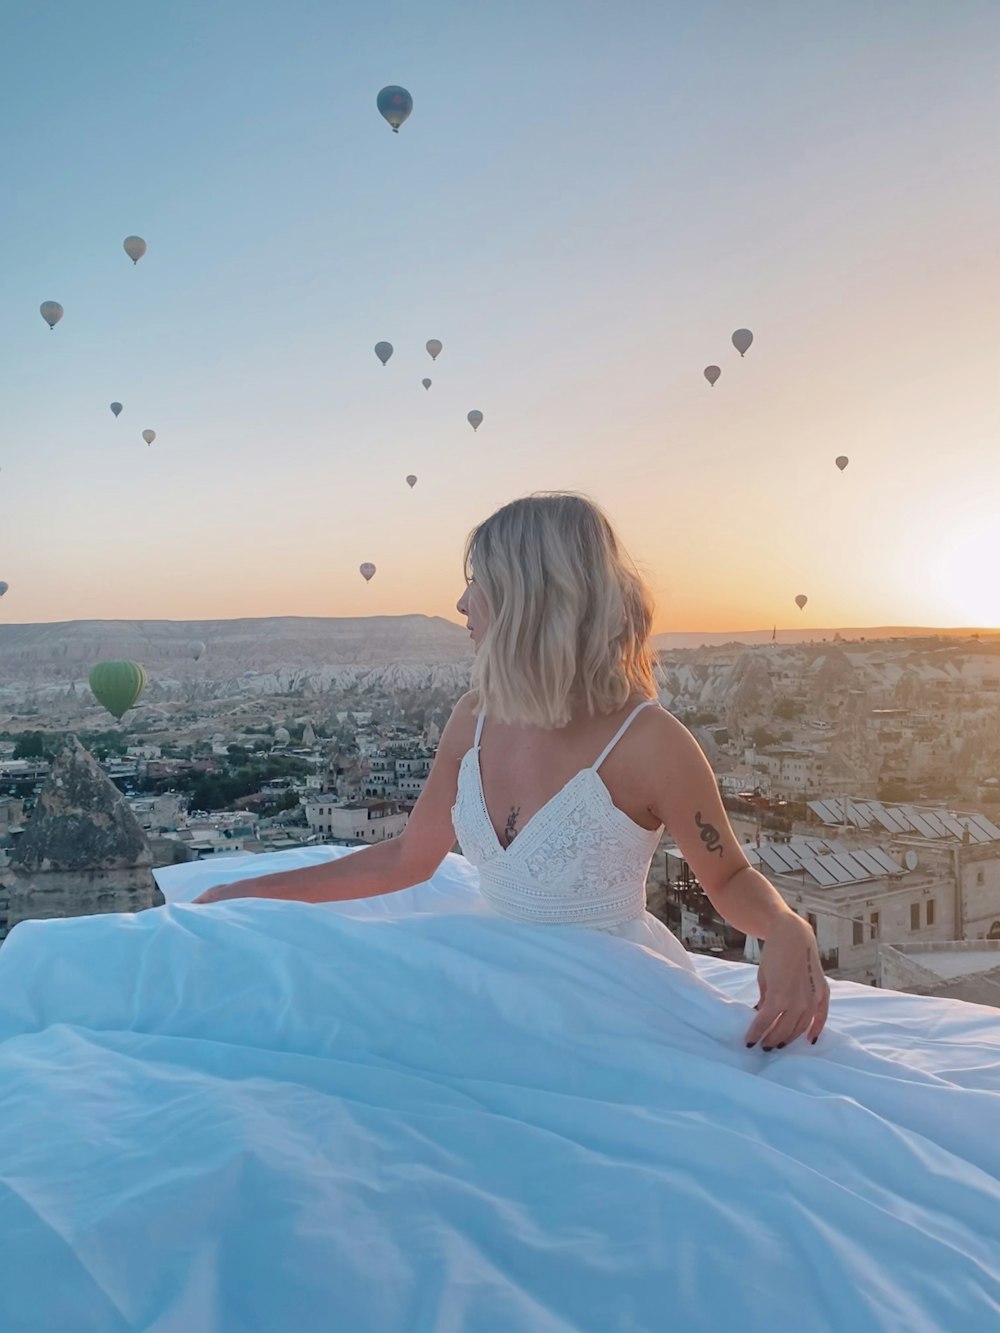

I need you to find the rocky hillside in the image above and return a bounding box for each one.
[0,616,473,687]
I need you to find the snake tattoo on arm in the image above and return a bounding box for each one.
[693,811,725,857]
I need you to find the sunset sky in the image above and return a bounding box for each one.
[2,0,1000,632]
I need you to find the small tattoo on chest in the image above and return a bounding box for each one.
[694,811,725,857]
[503,806,520,847]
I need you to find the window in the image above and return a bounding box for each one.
[977,869,985,886]
[910,902,920,930]
[870,911,879,939]
[926,899,935,926]
[807,912,818,937]
[852,919,863,946]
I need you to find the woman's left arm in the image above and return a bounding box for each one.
[645,708,830,1050]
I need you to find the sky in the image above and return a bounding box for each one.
[2,0,1000,633]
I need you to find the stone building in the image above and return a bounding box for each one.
[1,736,161,943]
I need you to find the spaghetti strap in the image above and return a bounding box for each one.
[591,700,658,773]
[473,710,486,749]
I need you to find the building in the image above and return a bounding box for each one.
[303,795,408,845]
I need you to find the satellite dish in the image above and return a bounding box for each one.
[904,850,919,871]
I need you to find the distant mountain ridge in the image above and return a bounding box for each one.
[652,626,998,650]
[0,615,473,685]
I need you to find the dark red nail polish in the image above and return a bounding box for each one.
[811,1037,818,1045]
[746,1041,756,1048]
[762,1046,773,1052]
[777,1042,786,1049]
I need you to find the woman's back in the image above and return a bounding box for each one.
[451,696,696,970]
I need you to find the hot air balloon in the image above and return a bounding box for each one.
[88,660,148,721]
[835,455,849,472]
[0,582,8,598]
[360,562,376,582]
[110,402,123,418]
[732,328,754,357]
[426,339,442,361]
[274,726,291,746]
[40,301,63,329]
[375,341,393,366]
[467,410,483,432]
[406,475,417,488]
[190,640,206,661]
[123,236,147,264]
[142,429,155,445]
[422,378,432,390]
[704,365,721,387]
[377,86,413,133]
[795,595,808,611]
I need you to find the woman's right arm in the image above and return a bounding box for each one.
[191,692,478,904]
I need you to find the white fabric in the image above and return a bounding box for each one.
[1,846,1000,1333]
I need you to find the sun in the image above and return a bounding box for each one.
[928,519,1000,627]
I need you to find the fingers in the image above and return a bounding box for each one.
[746,1003,822,1051]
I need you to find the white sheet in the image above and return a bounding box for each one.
[1,846,999,1333]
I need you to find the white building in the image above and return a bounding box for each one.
[303,796,408,845]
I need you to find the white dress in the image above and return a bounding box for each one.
[451,698,697,973]
[2,704,1000,1331]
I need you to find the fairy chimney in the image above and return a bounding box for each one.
[4,735,159,940]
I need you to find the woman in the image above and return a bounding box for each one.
[4,494,999,1333]
[195,492,829,1054]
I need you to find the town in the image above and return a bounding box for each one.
[3,624,999,1003]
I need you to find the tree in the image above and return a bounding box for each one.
[13,732,56,759]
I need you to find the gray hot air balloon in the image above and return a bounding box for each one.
[467,410,483,432]
[375,341,393,366]
[123,236,147,264]
[732,328,754,357]
[426,339,442,361]
[377,86,413,133]
[406,474,417,488]
[0,581,8,598]
[422,378,432,390]
[190,640,206,661]
[110,402,123,418]
[360,562,376,582]
[704,365,721,387]
[795,594,808,611]
[40,301,63,329]
[835,455,849,472]
[142,429,156,445]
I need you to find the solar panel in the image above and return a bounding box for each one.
[834,854,870,882]
[967,813,1000,842]
[761,844,800,873]
[799,855,840,886]
[852,849,888,876]
[868,848,905,874]
[808,799,841,825]
[938,814,968,839]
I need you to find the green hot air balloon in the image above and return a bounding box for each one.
[89,660,148,720]
[377,86,413,133]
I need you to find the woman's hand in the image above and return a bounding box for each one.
[745,913,830,1052]
[191,880,262,905]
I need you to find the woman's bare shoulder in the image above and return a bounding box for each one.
[436,690,480,760]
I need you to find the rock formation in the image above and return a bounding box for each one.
[4,735,160,941]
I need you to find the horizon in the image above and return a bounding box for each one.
[3,2,1000,633]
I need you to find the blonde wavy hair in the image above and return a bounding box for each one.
[464,492,658,728]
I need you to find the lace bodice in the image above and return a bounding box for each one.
[451,701,663,928]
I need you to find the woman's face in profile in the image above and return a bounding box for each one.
[456,578,488,650]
